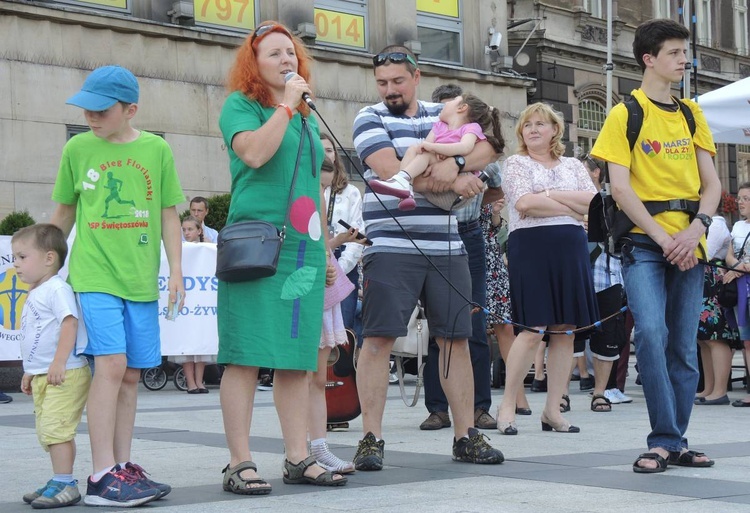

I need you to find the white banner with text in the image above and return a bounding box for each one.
[0,236,218,361]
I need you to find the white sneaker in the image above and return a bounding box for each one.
[604,389,622,404]
[368,174,413,199]
[613,389,633,403]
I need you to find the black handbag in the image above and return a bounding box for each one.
[216,117,314,283]
[717,280,738,308]
[717,231,750,308]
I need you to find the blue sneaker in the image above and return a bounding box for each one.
[124,463,171,499]
[23,480,53,504]
[30,480,81,509]
[0,392,13,403]
[83,465,159,507]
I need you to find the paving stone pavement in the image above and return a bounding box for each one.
[1,361,749,513]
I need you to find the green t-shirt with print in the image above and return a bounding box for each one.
[52,130,185,301]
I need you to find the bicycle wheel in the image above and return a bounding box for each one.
[142,367,167,391]
[174,366,188,391]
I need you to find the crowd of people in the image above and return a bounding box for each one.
[5,16,749,509]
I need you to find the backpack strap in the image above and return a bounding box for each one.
[624,96,643,153]
[675,97,697,138]
[624,94,696,152]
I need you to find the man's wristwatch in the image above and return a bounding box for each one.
[453,155,466,172]
[694,213,712,230]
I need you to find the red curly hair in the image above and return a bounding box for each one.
[227,21,313,117]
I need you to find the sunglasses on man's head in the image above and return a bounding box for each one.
[251,23,292,47]
[372,52,418,68]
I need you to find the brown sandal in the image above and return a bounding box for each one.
[222,461,272,495]
[282,456,347,486]
[591,394,612,412]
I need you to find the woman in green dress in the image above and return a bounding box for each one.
[217,21,347,494]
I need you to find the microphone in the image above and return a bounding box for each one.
[452,170,491,206]
[284,72,317,110]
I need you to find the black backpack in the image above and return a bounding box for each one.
[587,95,698,254]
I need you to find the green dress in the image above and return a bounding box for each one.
[217,92,325,371]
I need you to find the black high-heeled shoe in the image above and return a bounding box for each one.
[497,421,518,435]
[540,413,580,433]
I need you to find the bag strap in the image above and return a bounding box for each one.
[738,230,750,261]
[624,95,696,152]
[280,117,313,241]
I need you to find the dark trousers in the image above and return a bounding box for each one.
[339,268,359,331]
[424,222,492,413]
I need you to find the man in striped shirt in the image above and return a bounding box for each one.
[351,45,504,470]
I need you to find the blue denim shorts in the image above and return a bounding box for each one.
[78,293,161,368]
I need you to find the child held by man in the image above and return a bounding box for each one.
[368,93,504,210]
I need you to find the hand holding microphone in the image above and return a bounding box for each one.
[283,72,316,111]
[452,170,491,206]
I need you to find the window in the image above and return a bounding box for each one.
[695,0,712,45]
[583,0,604,18]
[314,0,367,50]
[339,149,363,183]
[738,144,750,153]
[417,0,462,64]
[577,99,606,155]
[736,0,749,55]
[66,125,90,140]
[655,0,672,18]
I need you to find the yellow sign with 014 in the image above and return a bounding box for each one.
[314,8,365,49]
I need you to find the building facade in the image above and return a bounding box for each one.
[0,0,532,221]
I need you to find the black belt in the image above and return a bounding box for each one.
[457,219,480,233]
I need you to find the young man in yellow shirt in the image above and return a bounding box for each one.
[592,18,721,474]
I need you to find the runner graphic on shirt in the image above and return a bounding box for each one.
[102,171,136,218]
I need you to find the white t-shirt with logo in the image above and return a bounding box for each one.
[20,275,87,375]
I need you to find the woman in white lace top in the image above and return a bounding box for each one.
[495,103,599,436]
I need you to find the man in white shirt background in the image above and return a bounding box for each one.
[188,196,218,243]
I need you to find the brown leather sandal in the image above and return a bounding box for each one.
[591,394,612,412]
[282,456,348,486]
[222,461,272,495]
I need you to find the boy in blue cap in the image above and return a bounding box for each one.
[50,65,186,507]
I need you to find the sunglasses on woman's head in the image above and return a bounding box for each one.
[372,52,418,68]
[251,23,292,47]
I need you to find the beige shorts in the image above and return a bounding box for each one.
[32,366,91,451]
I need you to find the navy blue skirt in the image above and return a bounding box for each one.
[507,224,599,330]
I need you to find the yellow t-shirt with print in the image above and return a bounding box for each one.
[591,89,716,247]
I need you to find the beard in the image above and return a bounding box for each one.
[384,95,409,116]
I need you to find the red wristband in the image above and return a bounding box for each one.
[277,103,293,120]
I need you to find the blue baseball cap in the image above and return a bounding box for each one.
[66,66,139,111]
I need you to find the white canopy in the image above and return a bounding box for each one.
[696,76,750,145]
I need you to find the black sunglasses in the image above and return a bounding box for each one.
[372,52,418,68]
[251,23,291,47]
